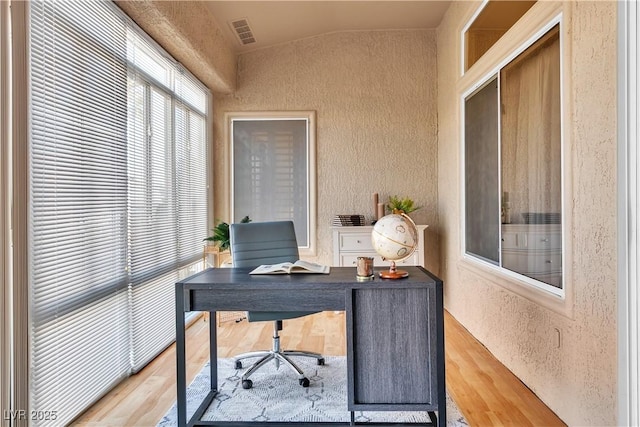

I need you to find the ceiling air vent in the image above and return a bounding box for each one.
[230,18,256,46]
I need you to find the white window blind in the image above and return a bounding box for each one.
[127,30,208,371]
[128,79,177,285]
[28,1,209,424]
[30,2,131,424]
[175,105,208,266]
[231,117,313,250]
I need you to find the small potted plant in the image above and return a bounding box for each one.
[386,195,421,215]
[204,216,251,251]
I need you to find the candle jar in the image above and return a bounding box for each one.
[356,256,374,281]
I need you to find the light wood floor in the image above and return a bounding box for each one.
[72,311,565,427]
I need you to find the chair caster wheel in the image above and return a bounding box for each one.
[242,379,253,389]
[299,377,310,387]
[235,360,242,369]
[317,358,325,366]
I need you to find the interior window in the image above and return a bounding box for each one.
[500,26,562,288]
[465,78,500,264]
[464,24,563,293]
[463,0,537,72]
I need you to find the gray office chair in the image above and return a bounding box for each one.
[229,220,325,389]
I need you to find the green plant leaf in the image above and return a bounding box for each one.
[386,195,421,214]
[203,216,252,251]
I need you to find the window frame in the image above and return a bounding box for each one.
[460,0,490,76]
[1,0,11,419]
[617,1,640,423]
[226,111,317,256]
[460,0,537,76]
[460,13,574,316]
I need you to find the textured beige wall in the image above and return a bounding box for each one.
[118,2,618,422]
[115,1,236,93]
[437,1,617,425]
[213,30,440,273]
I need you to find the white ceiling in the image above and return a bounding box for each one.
[204,1,452,54]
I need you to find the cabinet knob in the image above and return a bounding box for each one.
[545,260,553,264]
[356,240,361,244]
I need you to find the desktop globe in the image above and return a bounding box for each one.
[371,213,418,279]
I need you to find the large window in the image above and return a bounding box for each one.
[463,21,563,296]
[28,1,208,424]
[228,112,316,255]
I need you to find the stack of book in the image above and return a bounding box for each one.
[522,212,561,224]
[332,214,366,226]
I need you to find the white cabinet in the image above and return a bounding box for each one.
[332,225,427,267]
[501,224,562,287]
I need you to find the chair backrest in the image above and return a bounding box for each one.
[229,221,299,268]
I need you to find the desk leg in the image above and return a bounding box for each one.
[209,311,217,390]
[176,287,187,427]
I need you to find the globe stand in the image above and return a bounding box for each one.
[379,260,409,279]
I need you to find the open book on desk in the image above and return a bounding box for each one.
[249,260,330,275]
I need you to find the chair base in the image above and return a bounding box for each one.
[234,321,324,389]
[234,349,325,389]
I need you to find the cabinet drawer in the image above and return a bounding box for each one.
[394,252,421,267]
[502,231,561,251]
[340,233,374,252]
[341,254,378,267]
[341,252,420,268]
[501,226,561,251]
[502,251,562,275]
[501,231,519,249]
[526,232,562,251]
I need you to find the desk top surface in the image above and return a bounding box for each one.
[178,266,442,291]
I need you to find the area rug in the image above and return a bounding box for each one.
[158,357,468,426]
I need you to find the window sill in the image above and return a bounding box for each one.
[459,254,574,319]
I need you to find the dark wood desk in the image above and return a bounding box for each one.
[175,266,445,427]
